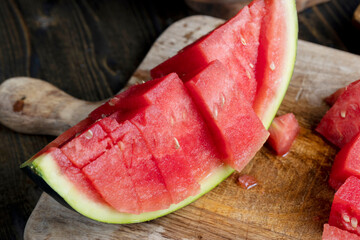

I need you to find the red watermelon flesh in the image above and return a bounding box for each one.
[111,73,222,180]
[82,145,141,214]
[48,147,105,204]
[316,80,360,148]
[61,123,112,168]
[253,0,295,125]
[128,106,200,204]
[322,224,360,240]
[325,80,360,106]
[150,0,265,103]
[329,132,360,190]
[185,60,269,172]
[114,120,172,212]
[329,176,360,236]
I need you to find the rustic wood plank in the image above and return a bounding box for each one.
[23,16,360,239]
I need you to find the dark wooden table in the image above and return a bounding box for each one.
[1,0,360,239]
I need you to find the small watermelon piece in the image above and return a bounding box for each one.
[322,224,360,240]
[150,0,265,103]
[325,80,360,106]
[113,120,172,212]
[267,113,299,156]
[61,123,112,168]
[128,106,200,203]
[185,60,269,172]
[316,80,360,148]
[328,132,360,190]
[82,145,141,214]
[329,176,360,236]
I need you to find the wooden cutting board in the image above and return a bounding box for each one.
[23,15,360,240]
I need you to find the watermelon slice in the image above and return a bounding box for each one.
[82,145,141,214]
[21,0,297,224]
[329,176,360,236]
[328,132,360,190]
[113,120,172,212]
[322,224,360,240]
[185,60,269,171]
[316,80,360,148]
[151,0,265,103]
[128,106,200,204]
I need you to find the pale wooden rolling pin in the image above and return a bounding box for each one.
[0,77,103,136]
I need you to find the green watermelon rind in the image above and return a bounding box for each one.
[25,0,297,224]
[31,154,233,223]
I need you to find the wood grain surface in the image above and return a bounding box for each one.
[22,15,360,239]
[1,1,360,239]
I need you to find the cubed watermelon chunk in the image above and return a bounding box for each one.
[113,120,172,212]
[185,60,269,172]
[329,176,360,236]
[322,224,360,240]
[82,145,141,214]
[127,106,200,204]
[61,123,112,168]
[267,113,299,156]
[150,0,265,103]
[316,80,360,148]
[48,148,105,204]
[329,132,360,190]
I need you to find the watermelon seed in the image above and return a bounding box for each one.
[241,37,246,46]
[101,114,107,119]
[174,137,180,149]
[246,70,251,79]
[84,130,93,139]
[75,133,81,137]
[221,94,226,107]
[351,217,358,228]
[340,110,346,118]
[170,116,175,125]
[343,213,350,223]
[213,106,218,120]
[270,62,276,71]
[118,141,125,151]
[108,97,119,106]
[249,63,254,69]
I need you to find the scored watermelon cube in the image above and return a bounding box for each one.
[48,147,105,204]
[322,224,360,240]
[82,145,141,214]
[150,0,265,103]
[128,106,200,204]
[329,176,360,236]
[316,80,360,148]
[185,60,269,172]
[113,120,172,212]
[329,132,360,190]
[61,123,112,168]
